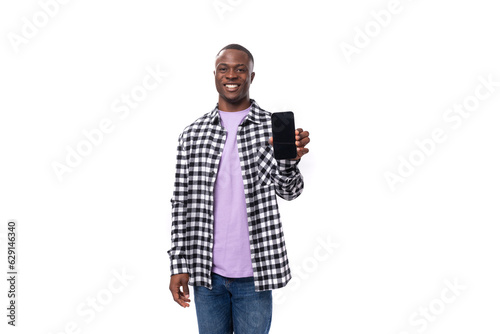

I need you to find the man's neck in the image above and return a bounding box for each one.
[218,97,251,112]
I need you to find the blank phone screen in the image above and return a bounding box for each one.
[272,112,296,159]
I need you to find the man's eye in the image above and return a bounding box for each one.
[219,68,226,72]
[237,69,245,72]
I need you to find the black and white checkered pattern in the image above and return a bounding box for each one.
[168,100,304,291]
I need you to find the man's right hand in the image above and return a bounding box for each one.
[169,273,191,308]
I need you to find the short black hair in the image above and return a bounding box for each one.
[216,44,254,65]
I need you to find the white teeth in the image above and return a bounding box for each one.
[225,84,238,88]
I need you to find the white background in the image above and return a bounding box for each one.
[1,0,499,333]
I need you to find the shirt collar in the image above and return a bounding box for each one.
[209,99,265,125]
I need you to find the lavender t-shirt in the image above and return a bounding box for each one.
[212,106,254,278]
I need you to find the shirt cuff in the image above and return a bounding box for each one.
[169,255,189,276]
[276,158,300,173]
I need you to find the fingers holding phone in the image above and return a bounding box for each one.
[294,128,310,160]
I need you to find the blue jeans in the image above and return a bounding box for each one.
[193,272,272,334]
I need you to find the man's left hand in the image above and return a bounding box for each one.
[292,128,310,160]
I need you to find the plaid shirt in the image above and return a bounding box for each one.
[168,100,304,291]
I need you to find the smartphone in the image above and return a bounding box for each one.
[271,111,297,160]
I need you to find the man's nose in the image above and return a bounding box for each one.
[225,69,237,79]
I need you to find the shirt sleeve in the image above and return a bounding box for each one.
[273,158,304,200]
[167,132,190,276]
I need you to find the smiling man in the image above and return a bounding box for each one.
[168,44,310,334]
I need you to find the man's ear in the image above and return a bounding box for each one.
[213,70,216,76]
[251,72,255,83]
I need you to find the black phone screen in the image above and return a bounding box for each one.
[271,112,297,160]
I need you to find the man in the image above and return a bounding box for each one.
[168,44,310,333]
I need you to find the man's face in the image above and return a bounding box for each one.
[214,49,255,105]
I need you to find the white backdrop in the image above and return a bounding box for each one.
[1,0,499,333]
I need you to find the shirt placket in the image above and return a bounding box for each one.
[206,122,227,281]
[236,122,258,276]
